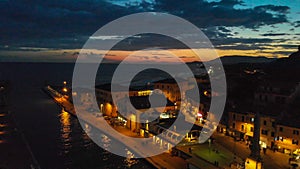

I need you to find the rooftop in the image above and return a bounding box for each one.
[130,95,174,109]
[96,83,152,92]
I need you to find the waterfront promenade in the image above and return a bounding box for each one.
[44,85,220,169]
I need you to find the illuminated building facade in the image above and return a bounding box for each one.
[275,124,300,154]
[228,112,276,148]
[228,111,300,155]
[153,78,189,103]
[95,83,175,132]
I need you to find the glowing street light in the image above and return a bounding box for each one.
[62,87,68,93]
[100,104,103,113]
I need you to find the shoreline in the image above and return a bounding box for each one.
[43,86,164,169]
[44,85,222,169]
[43,86,188,169]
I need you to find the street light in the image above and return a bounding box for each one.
[208,138,211,155]
[100,104,103,113]
[62,87,68,93]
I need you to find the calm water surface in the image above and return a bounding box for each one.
[0,62,154,169]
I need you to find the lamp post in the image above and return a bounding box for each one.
[100,104,103,113]
[245,113,263,169]
[208,138,211,155]
[62,81,68,97]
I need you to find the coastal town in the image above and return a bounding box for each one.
[1,1,300,168]
[39,47,300,169]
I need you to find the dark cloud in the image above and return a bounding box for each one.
[148,0,290,28]
[202,27,234,39]
[0,0,291,49]
[268,51,293,56]
[294,21,300,27]
[272,44,300,49]
[253,5,290,14]
[218,26,231,33]
[0,0,142,48]
[216,43,271,50]
[212,37,276,46]
[260,33,290,36]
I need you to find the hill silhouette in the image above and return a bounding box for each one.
[265,45,300,82]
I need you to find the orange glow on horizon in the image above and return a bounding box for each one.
[1,46,294,63]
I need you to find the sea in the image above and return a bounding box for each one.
[0,62,166,169]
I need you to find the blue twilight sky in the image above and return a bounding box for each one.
[0,0,299,62]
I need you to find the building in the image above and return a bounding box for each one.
[139,117,204,152]
[95,83,153,117]
[228,112,276,148]
[118,94,175,132]
[95,83,175,132]
[275,123,300,155]
[228,110,300,155]
[254,81,300,107]
[153,78,189,103]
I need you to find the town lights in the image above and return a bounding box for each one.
[62,87,68,93]
[197,112,203,123]
[62,81,68,93]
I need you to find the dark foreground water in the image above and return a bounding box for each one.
[0,62,156,169]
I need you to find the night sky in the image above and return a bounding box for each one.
[0,0,299,62]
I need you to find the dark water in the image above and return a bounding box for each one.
[0,62,155,169]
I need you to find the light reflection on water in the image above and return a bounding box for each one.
[82,123,93,148]
[0,111,10,144]
[101,134,111,151]
[101,134,111,161]
[0,63,155,169]
[59,109,72,154]
[58,108,153,169]
[125,148,138,168]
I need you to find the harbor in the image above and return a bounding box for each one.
[44,85,221,169]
